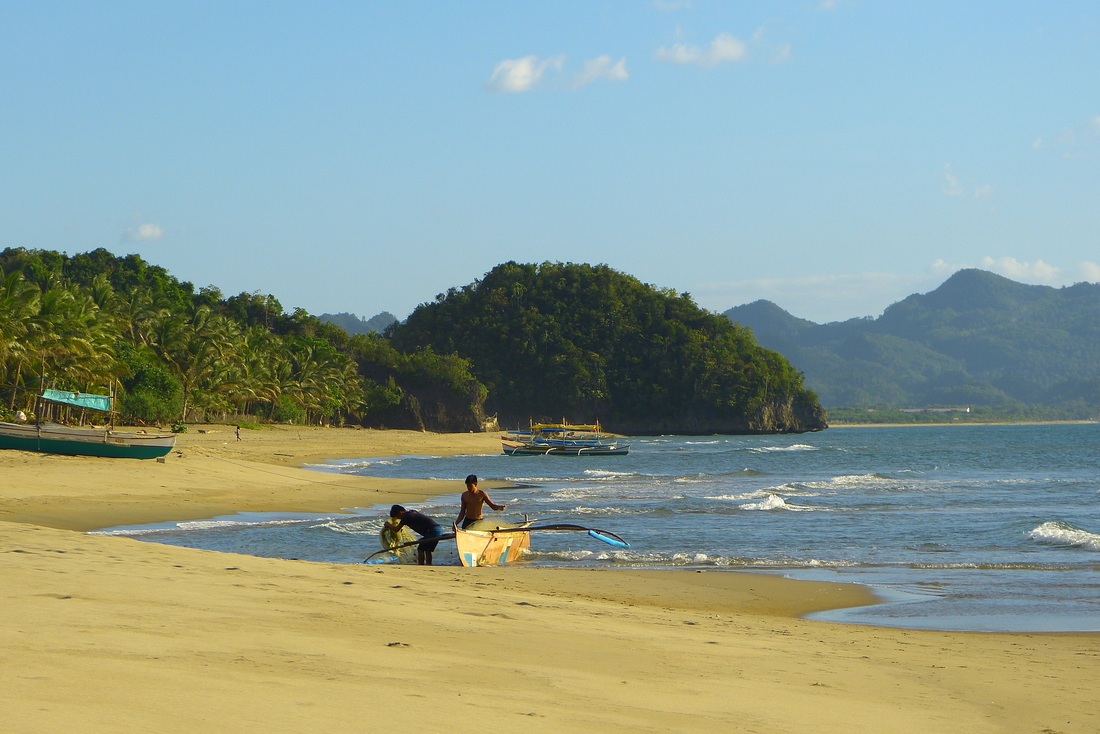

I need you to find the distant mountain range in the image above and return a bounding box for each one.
[724,269,1100,411]
[319,311,397,336]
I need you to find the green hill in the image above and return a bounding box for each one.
[725,269,1100,417]
[388,261,827,434]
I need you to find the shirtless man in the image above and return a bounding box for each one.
[456,474,507,529]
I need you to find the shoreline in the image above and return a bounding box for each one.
[830,419,1098,427]
[3,424,1099,732]
[0,424,499,532]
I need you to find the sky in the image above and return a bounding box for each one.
[2,1,1099,324]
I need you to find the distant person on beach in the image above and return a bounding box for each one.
[386,505,444,565]
[456,474,507,529]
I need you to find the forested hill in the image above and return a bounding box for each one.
[724,269,1100,414]
[387,261,827,434]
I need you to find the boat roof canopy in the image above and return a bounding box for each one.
[529,422,601,432]
[40,389,112,412]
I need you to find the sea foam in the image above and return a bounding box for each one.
[90,513,336,536]
[740,493,791,511]
[748,444,819,453]
[1027,521,1100,551]
[707,489,772,502]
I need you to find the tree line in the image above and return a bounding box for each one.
[0,248,488,431]
[2,250,826,434]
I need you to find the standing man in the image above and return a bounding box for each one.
[386,505,444,565]
[456,474,507,529]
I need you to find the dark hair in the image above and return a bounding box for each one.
[465,474,478,485]
[389,504,405,518]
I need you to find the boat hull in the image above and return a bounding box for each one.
[455,521,533,566]
[0,422,176,459]
[502,441,629,456]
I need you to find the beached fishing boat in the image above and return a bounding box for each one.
[501,420,630,456]
[364,520,629,567]
[454,519,534,566]
[0,388,175,459]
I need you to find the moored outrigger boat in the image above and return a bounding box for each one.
[501,419,630,457]
[363,518,629,567]
[501,440,629,456]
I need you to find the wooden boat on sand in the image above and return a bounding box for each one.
[0,388,175,459]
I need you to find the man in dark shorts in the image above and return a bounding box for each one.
[456,474,507,529]
[387,505,444,565]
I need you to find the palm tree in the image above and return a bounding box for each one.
[0,268,41,409]
[32,282,120,385]
[117,286,170,347]
[149,305,241,420]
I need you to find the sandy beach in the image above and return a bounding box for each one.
[2,425,1097,733]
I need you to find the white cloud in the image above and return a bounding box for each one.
[486,55,565,93]
[1078,261,1100,282]
[655,42,700,65]
[656,32,748,67]
[572,55,629,88]
[931,258,961,276]
[980,256,1060,283]
[706,32,749,65]
[1060,115,1100,146]
[1038,114,1100,159]
[942,164,992,199]
[770,43,792,64]
[699,271,914,322]
[123,223,165,243]
[937,257,1100,286]
[487,54,625,93]
[942,164,965,197]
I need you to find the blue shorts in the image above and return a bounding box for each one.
[419,525,444,553]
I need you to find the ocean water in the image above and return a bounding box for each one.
[93,424,1100,632]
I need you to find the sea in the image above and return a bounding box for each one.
[92,423,1100,633]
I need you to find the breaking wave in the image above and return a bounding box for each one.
[748,444,819,453]
[1027,521,1100,551]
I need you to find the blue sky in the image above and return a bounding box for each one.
[3,1,1099,324]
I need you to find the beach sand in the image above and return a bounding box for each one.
[2,425,1097,733]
